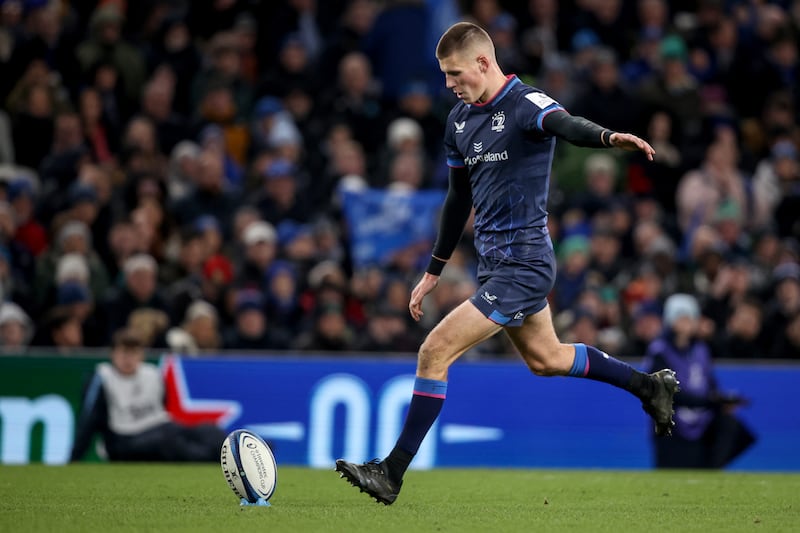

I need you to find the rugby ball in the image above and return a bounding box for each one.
[220,429,277,503]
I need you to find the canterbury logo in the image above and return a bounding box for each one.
[514,312,524,320]
[454,121,465,133]
[473,141,483,153]
[481,291,498,303]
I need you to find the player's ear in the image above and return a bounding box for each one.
[476,55,488,73]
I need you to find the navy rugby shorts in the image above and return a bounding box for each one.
[468,248,556,327]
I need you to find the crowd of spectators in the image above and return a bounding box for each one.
[0,0,797,359]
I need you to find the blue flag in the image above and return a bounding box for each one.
[342,188,446,270]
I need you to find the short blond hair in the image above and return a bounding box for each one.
[435,21,493,60]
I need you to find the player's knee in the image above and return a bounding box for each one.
[417,338,449,378]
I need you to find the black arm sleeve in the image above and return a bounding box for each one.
[70,372,108,461]
[428,166,472,270]
[541,110,613,148]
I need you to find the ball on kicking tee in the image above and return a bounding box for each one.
[220,429,277,504]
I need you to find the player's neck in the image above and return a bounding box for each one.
[477,70,510,104]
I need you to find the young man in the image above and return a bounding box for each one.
[71,328,226,462]
[335,21,679,504]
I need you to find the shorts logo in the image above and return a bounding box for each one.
[454,121,466,134]
[491,111,505,132]
[514,312,524,320]
[481,291,498,304]
[473,141,483,153]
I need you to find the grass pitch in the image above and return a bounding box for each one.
[1,464,798,532]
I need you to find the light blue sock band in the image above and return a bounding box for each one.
[413,377,448,398]
[568,343,588,376]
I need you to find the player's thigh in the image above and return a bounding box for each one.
[504,303,571,372]
[418,299,502,378]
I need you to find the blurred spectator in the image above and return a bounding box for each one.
[236,220,278,291]
[356,302,420,353]
[0,301,33,353]
[644,294,757,468]
[712,296,765,359]
[223,289,291,351]
[571,47,641,135]
[293,301,355,352]
[676,136,748,234]
[765,263,800,358]
[32,306,84,353]
[103,253,169,343]
[252,158,310,225]
[621,299,663,357]
[75,4,146,109]
[170,150,241,236]
[637,34,705,164]
[71,327,226,462]
[166,299,221,355]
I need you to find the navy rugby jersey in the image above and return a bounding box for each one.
[444,75,564,261]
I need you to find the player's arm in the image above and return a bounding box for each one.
[542,110,655,159]
[410,166,471,321]
[426,166,472,275]
[70,371,108,461]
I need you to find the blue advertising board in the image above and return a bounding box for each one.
[168,356,800,471]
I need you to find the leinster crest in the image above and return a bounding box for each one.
[491,111,505,133]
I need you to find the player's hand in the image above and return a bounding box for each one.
[409,273,439,321]
[609,132,656,161]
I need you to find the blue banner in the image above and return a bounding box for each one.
[341,188,445,269]
[168,356,800,471]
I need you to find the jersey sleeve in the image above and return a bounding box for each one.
[443,111,465,168]
[516,90,565,132]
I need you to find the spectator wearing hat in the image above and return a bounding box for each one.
[190,30,253,123]
[223,289,291,351]
[33,219,109,313]
[553,234,591,312]
[56,279,103,347]
[0,301,34,353]
[637,33,705,163]
[166,299,221,355]
[621,299,663,357]
[249,96,304,160]
[235,220,278,292]
[103,253,170,344]
[252,158,311,226]
[644,293,757,468]
[265,259,303,336]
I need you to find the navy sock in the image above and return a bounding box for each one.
[568,343,651,397]
[383,377,447,483]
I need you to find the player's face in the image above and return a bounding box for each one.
[438,50,487,104]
